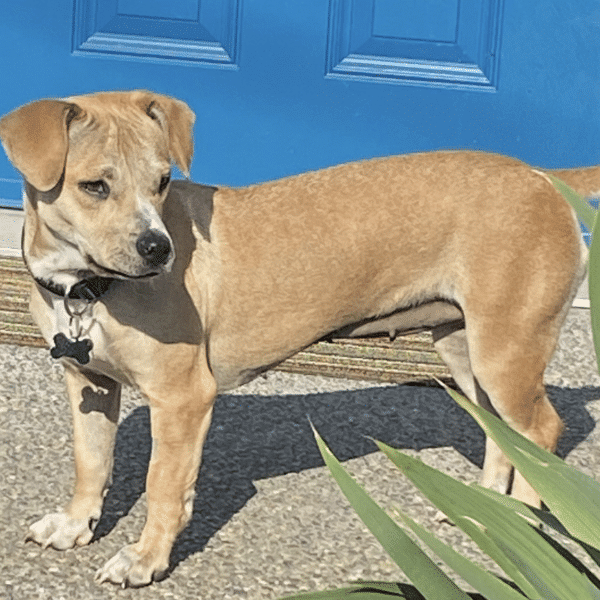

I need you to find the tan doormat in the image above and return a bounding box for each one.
[0,256,450,385]
[0,256,44,348]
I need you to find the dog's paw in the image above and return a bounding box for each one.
[26,512,96,550]
[95,544,169,588]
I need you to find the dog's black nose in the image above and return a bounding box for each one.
[136,230,172,267]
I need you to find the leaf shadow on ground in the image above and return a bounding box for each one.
[92,382,599,571]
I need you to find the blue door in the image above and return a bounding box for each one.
[1,0,599,209]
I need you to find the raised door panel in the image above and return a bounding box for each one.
[327,0,503,90]
[73,0,241,67]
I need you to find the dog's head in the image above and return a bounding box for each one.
[0,90,195,290]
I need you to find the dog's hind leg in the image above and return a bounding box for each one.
[432,321,514,495]
[457,304,566,507]
[96,350,217,588]
[27,365,121,549]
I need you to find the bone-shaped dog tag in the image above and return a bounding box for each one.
[50,333,93,365]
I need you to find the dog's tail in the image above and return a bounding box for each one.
[547,165,600,198]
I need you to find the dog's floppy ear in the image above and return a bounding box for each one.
[0,99,80,191]
[142,93,195,177]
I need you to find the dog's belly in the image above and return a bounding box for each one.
[211,300,463,391]
[330,300,463,339]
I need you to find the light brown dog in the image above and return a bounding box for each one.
[0,90,593,586]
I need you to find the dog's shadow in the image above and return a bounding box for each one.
[94,382,599,569]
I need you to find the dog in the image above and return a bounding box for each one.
[0,90,592,586]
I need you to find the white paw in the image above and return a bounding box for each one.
[27,512,96,550]
[95,544,168,588]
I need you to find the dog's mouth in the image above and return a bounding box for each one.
[86,255,161,280]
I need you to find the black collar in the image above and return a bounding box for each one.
[35,275,114,301]
[21,252,113,301]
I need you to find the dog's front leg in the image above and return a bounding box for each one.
[96,357,217,587]
[27,365,121,549]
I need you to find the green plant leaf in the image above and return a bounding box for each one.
[311,426,472,600]
[376,440,599,600]
[533,526,600,590]
[394,510,525,600]
[589,209,600,374]
[476,484,600,573]
[548,174,600,373]
[438,381,600,551]
[548,174,597,231]
[469,482,600,574]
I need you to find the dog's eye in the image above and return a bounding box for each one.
[158,173,171,194]
[80,180,109,199]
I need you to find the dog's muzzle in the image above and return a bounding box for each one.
[136,229,172,268]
